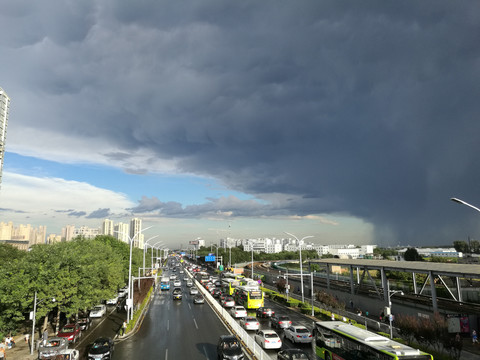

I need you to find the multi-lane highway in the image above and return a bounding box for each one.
[114,281,229,359]
[113,263,318,360]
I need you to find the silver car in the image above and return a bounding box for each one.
[38,337,69,358]
[190,287,199,295]
[193,295,205,304]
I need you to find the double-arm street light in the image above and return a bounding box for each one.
[143,236,160,275]
[284,232,314,303]
[386,280,404,339]
[115,226,152,322]
[30,291,55,354]
[150,240,165,268]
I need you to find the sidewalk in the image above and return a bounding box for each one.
[4,333,38,360]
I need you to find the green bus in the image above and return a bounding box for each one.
[314,321,433,360]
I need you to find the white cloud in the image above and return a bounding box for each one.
[0,172,135,231]
[7,127,179,175]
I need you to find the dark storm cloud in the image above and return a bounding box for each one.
[86,208,111,219]
[0,208,26,213]
[129,195,286,218]
[68,211,87,218]
[2,1,480,245]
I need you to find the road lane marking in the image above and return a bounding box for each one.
[203,345,209,359]
[193,317,199,330]
[165,348,168,360]
[167,319,169,331]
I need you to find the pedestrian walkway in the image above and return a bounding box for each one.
[4,333,38,360]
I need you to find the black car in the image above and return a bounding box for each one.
[277,348,312,360]
[88,337,114,360]
[256,307,275,318]
[217,335,244,360]
[172,287,182,300]
[212,288,223,298]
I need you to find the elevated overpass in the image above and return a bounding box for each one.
[307,259,480,312]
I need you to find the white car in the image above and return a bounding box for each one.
[254,329,282,349]
[240,316,260,331]
[283,325,313,343]
[105,296,118,305]
[89,305,106,318]
[190,287,199,295]
[173,280,181,287]
[222,297,235,308]
[186,280,193,287]
[230,306,247,318]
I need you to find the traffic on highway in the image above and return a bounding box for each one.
[117,257,317,360]
[56,255,434,360]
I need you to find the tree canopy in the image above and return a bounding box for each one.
[0,236,148,338]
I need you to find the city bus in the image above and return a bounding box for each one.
[314,321,433,360]
[233,285,264,310]
[223,272,245,280]
[239,277,259,287]
[222,278,241,295]
[160,277,170,290]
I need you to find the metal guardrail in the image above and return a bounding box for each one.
[187,270,271,360]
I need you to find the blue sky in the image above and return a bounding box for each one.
[1,1,480,248]
[4,153,247,205]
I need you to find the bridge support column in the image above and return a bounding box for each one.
[412,272,417,294]
[456,276,463,302]
[326,264,331,290]
[381,267,388,304]
[429,271,438,312]
[349,265,354,295]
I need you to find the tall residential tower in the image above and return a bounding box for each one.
[130,218,144,249]
[0,87,10,188]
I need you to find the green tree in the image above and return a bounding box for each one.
[470,240,480,254]
[373,247,398,259]
[404,248,423,261]
[453,241,469,253]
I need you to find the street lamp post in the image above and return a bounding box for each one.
[387,280,404,339]
[228,244,232,269]
[284,232,314,303]
[248,241,254,279]
[115,226,152,322]
[143,236,159,276]
[150,240,164,268]
[211,244,220,269]
[30,291,55,354]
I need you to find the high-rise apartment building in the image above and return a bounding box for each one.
[102,219,114,236]
[114,222,129,243]
[0,221,46,246]
[0,87,10,188]
[130,218,144,248]
[62,225,76,241]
